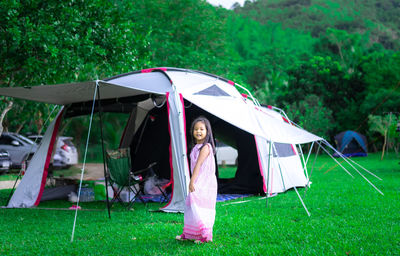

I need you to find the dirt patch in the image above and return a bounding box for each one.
[0,180,20,190]
[0,163,105,190]
[68,163,105,180]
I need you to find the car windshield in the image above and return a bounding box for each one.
[15,134,36,145]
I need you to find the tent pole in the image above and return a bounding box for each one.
[322,140,382,180]
[266,140,272,208]
[316,141,354,178]
[297,144,309,180]
[272,142,311,216]
[96,82,111,219]
[304,144,320,196]
[5,171,23,206]
[71,82,98,243]
[321,140,384,195]
[305,142,314,166]
[346,157,382,180]
[272,143,286,191]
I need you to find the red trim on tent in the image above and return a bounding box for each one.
[34,109,64,206]
[141,67,168,73]
[291,144,297,155]
[161,92,174,209]
[254,136,267,193]
[267,105,272,109]
[241,93,248,99]
[228,80,235,86]
[282,116,289,123]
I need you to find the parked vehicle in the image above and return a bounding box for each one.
[0,150,11,173]
[0,132,38,168]
[27,135,78,168]
[54,136,78,168]
[216,141,238,166]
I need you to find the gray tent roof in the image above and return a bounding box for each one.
[0,71,174,105]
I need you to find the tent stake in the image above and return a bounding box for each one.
[71,82,98,243]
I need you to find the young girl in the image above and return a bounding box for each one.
[176,116,217,243]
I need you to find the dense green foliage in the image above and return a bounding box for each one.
[0,0,151,134]
[236,0,400,50]
[0,153,398,255]
[1,0,399,150]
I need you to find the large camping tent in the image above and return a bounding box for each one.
[1,67,325,212]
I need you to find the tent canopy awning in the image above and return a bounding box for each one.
[0,71,173,105]
[179,79,323,144]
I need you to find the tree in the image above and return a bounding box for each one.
[285,94,334,139]
[0,0,152,133]
[368,114,399,159]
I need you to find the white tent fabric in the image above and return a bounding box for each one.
[1,67,325,212]
[255,136,307,194]
[179,79,322,144]
[7,108,64,207]
[161,92,190,212]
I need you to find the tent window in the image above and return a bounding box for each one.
[194,85,230,97]
[273,143,295,157]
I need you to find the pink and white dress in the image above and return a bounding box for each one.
[181,143,217,242]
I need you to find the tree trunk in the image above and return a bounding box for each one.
[15,122,25,134]
[0,100,14,135]
[381,130,387,160]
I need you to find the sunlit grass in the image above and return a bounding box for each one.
[0,153,399,255]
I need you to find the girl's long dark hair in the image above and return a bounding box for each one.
[190,116,216,154]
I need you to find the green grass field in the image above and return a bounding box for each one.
[0,153,399,255]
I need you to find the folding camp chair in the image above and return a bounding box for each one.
[105,148,149,209]
[105,148,169,209]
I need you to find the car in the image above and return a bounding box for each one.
[27,135,78,168]
[54,136,78,168]
[0,150,11,173]
[216,141,238,166]
[0,132,38,168]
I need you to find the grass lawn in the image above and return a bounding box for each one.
[0,153,399,255]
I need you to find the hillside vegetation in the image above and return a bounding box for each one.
[1,0,399,149]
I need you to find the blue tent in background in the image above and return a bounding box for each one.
[334,131,368,157]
